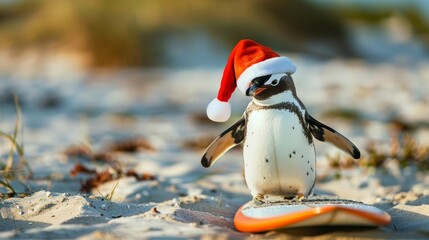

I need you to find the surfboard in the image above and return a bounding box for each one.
[234,196,391,232]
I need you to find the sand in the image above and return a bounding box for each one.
[1,57,429,239]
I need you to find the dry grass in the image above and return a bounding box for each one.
[0,96,31,199]
[326,133,429,171]
[360,134,429,170]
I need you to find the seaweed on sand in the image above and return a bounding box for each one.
[66,138,156,193]
[64,137,156,162]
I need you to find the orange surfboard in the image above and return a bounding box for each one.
[234,196,391,232]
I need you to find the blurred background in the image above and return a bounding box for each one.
[1,0,429,68]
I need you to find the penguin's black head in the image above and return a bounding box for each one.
[246,73,295,100]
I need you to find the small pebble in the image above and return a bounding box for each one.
[100,204,107,210]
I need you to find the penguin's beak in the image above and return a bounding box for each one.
[246,80,268,97]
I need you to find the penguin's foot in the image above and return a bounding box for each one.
[253,193,265,204]
[294,193,305,202]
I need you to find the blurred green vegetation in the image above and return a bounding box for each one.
[331,4,429,36]
[0,0,428,68]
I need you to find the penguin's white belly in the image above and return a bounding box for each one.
[243,108,316,198]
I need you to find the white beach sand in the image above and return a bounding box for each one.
[1,57,429,239]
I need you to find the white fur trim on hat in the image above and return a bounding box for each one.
[207,98,231,122]
[236,57,296,94]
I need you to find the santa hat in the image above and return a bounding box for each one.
[207,39,296,122]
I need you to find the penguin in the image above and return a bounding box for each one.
[201,73,360,202]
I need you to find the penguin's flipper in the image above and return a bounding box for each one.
[201,116,246,168]
[306,113,360,159]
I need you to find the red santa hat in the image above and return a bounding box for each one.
[207,39,296,122]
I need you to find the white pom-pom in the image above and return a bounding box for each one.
[206,98,231,122]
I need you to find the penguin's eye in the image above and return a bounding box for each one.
[270,79,279,86]
[264,73,285,86]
